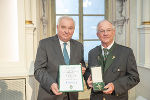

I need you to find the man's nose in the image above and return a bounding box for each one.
[103,30,110,35]
[103,31,108,35]
[64,28,69,33]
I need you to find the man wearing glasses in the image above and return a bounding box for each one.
[84,20,140,100]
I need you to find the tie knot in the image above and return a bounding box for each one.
[103,48,109,54]
[103,48,109,61]
[63,43,67,47]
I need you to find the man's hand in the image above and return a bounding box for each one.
[51,83,62,95]
[87,75,93,88]
[82,67,86,75]
[103,83,114,94]
[80,63,86,75]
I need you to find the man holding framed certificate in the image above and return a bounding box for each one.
[34,16,86,100]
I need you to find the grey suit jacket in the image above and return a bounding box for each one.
[34,35,85,100]
[84,43,140,100]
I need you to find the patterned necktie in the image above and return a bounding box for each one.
[63,43,69,65]
[103,48,109,61]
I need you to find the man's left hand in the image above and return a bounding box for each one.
[82,67,86,75]
[103,83,114,94]
[80,63,86,75]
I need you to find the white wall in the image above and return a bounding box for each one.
[0,0,19,62]
[136,67,150,100]
[0,0,38,100]
[130,0,150,99]
[0,0,26,77]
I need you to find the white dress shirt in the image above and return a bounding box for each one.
[101,41,114,56]
[59,39,70,58]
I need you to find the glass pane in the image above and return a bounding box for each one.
[56,0,79,14]
[83,0,105,14]
[83,16,104,39]
[56,16,79,40]
[84,41,101,61]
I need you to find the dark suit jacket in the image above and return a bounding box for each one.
[84,43,140,100]
[34,35,85,100]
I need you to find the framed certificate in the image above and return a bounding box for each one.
[91,66,105,91]
[59,65,84,92]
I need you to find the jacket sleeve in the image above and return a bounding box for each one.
[34,40,55,94]
[84,51,92,89]
[113,48,140,95]
[80,45,86,68]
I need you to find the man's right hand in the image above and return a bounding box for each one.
[51,83,62,95]
[87,75,93,88]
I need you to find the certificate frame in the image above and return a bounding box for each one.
[59,65,84,92]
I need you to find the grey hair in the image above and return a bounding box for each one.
[96,19,115,32]
[57,16,75,27]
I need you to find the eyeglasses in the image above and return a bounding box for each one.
[97,29,113,34]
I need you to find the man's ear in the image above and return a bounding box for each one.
[56,25,59,32]
[96,32,98,37]
[113,29,116,35]
[96,32,100,38]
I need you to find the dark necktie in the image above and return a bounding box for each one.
[63,43,69,65]
[103,48,109,61]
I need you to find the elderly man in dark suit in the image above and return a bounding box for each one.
[84,20,140,100]
[34,16,86,100]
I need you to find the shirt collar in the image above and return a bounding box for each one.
[59,39,70,46]
[101,40,114,50]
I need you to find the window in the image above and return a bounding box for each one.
[55,0,105,61]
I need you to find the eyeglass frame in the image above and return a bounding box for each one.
[97,28,114,34]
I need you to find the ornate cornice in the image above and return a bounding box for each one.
[142,21,150,25]
[25,20,33,24]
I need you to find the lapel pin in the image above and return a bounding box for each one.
[112,56,115,59]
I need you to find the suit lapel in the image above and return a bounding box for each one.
[97,49,104,67]
[97,46,105,73]
[104,43,117,72]
[104,53,116,72]
[53,35,65,64]
[70,39,75,64]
